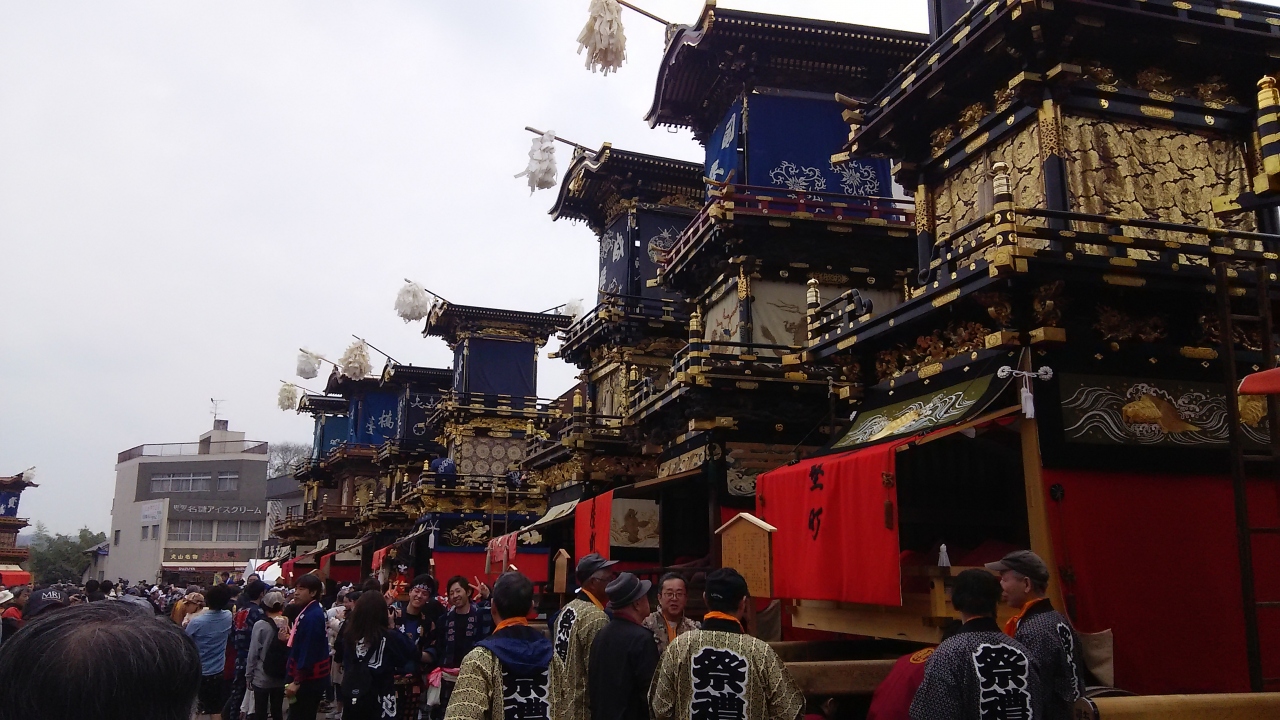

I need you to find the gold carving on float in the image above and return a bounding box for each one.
[1179,346,1218,360]
[1033,281,1065,326]
[930,125,957,158]
[1095,306,1167,350]
[994,87,1016,114]
[1122,395,1201,433]
[1195,77,1239,106]
[932,289,962,307]
[933,123,1045,246]
[958,103,988,134]
[965,132,991,154]
[1139,105,1176,120]
[1059,115,1255,258]
[874,321,990,382]
[1239,395,1268,427]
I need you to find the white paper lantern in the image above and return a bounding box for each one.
[562,298,584,322]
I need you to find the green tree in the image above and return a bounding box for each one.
[27,522,107,585]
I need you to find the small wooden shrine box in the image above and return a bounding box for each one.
[715,513,777,598]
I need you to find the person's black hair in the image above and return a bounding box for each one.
[344,591,391,653]
[0,601,200,720]
[99,580,114,592]
[346,591,362,604]
[950,569,1001,617]
[296,574,324,596]
[491,572,533,620]
[84,579,100,593]
[243,580,267,602]
[410,574,438,594]
[658,572,686,591]
[445,575,469,594]
[204,583,233,612]
[361,578,381,593]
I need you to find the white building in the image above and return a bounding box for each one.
[104,420,269,586]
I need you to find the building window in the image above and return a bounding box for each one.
[167,519,214,542]
[150,473,212,493]
[217,472,239,492]
[216,520,261,543]
[113,529,120,546]
[151,524,160,539]
[141,526,149,541]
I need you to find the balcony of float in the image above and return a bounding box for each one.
[626,338,845,424]
[554,294,691,368]
[656,183,916,293]
[806,204,1280,364]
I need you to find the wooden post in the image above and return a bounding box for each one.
[552,548,570,594]
[1019,416,1068,616]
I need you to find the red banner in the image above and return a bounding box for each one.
[575,491,613,561]
[1042,468,1280,693]
[758,441,904,606]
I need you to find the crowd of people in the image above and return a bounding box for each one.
[0,547,1087,720]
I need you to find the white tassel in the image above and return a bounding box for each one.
[277,383,299,411]
[1020,381,1036,419]
[338,341,372,379]
[562,298,584,321]
[515,130,558,193]
[296,350,323,380]
[577,0,627,75]
[20,467,35,484]
[395,281,433,323]
[938,544,951,568]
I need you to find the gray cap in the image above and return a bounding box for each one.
[985,550,1050,585]
[575,552,618,583]
[605,573,652,610]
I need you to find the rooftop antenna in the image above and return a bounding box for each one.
[210,398,226,422]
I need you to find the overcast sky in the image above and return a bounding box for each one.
[7,0,1238,534]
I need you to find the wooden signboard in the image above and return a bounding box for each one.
[552,549,571,594]
[715,513,776,598]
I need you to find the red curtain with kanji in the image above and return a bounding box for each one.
[758,440,905,606]
[575,491,613,561]
[1042,468,1280,694]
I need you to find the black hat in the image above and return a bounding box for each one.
[23,588,68,619]
[984,550,1051,585]
[575,553,618,583]
[705,568,749,607]
[605,573,651,610]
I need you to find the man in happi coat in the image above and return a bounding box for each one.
[650,568,804,720]
[446,572,553,720]
[642,572,700,656]
[548,553,616,720]
[986,551,1087,720]
[910,569,1046,720]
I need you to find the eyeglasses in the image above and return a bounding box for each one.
[660,591,686,599]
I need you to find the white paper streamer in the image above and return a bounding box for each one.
[515,130,558,193]
[577,0,626,75]
[338,341,372,379]
[296,350,323,380]
[277,383,299,411]
[395,281,433,323]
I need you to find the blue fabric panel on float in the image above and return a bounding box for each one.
[314,414,350,458]
[598,213,632,301]
[349,390,400,446]
[466,339,536,398]
[636,209,689,300]
[705,97,742,189]
[744,92,890,200]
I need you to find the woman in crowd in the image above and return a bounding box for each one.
[335,591,418,720]
[428,576,492,719]
[247,591,291,720]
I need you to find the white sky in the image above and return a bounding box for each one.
[0,0,1268,534]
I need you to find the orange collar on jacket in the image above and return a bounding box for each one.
[1004,597,1051,637]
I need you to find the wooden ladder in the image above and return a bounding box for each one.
[1216,257,1280,691]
